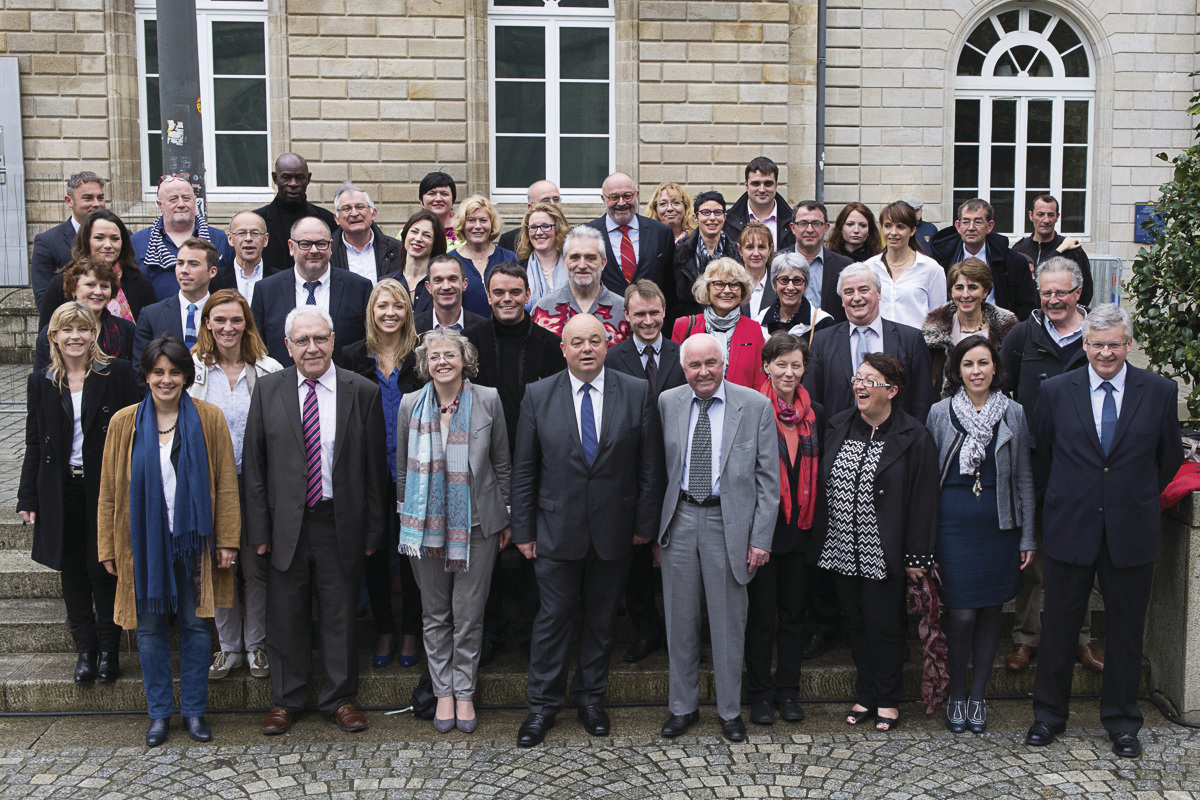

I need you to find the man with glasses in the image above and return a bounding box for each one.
[226,211,269,304]
[1011,194,1094,306]
[498,180,565,253]
[251,216,372,367]
[132,175,234,299]
[585,172,676,312]
[723,156,796,251]
[534,225,632,347]
[253,153,338,276]
[328,183,401,284]
[929,198,1039,320]
[776,200,854,324]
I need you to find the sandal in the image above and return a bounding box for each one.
[875,712,900,732]
[846,706,876,725]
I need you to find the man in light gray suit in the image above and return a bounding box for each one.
[657,333,779,742]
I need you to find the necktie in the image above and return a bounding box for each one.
[184,303,197,348]
[302,379,323,507]
[617,224,637,284]
[644,346,658,392]
[304,281,319,305]
[854,326,872,369]
[1100,381,1117,455]
[689,397,716,500]
[580,384,597,466]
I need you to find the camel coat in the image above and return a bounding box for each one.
[96,399,241,630]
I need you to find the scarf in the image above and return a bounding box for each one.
[695,231,730,270]
[760,378,818,530]
[764,296,815,333]
[399,381,474,571]
[97,310,127,359]
[525,253,566,310]
[128,393,213,614]
[106,265,134,323]
[143,213,212,274]
[951,389,1008,476]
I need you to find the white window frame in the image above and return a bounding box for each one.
[134,0,272,203]
[488,1,615,204]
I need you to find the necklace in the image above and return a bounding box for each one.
[960,318,986,334]
[158,422,177,435]
[440,396,460,415]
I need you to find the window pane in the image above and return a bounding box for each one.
[212,22,265,75]
[957,47,984,76]
[991,145,1015,188]
[990,191,1015,232]
[1063,146,1088,188]
[560,82,607,134]
[560,136,608,189]
[1048,20,1081,55]
[495,82,546,133]
[1060,191,1086,232]
[966,21,1000,55]
[560,27,608,80]
[1028,51,1052,77]
[1029,9,1051,32]
[1010,45,1039,73]
[144,19,158,75]
[997,9,1019,32]
[1062,47,1089,78]
[1064,101,1089,144]
[994,50,1019,77]
[1026,145,1051,188]
[952,190,975,216]
[495,27,544,79]
[991,99,1016,143]
[953,145,978,188]
[955,98,979,142]
[496,136,545,188]
[1027,99,1052,143]
[215,134,268,187]
[214,78,266,131]
[146,75,161,132]
[559,0,611,7]
[147,132,163,186]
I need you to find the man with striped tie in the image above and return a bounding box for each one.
[243,305,386,736]
[131,237,233,365]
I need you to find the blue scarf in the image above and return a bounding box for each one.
[129,393,214,614]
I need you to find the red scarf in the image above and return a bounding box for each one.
[760,378,818,530]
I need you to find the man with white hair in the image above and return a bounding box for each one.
[532,225,631,346]
[131,175,233,299]
[244,304,386,737]
[328,182,402,283]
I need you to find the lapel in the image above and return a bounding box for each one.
[1109,366,1145,455]
[327,270,344,329]
[596,370,619,458]
[636,215,651,273]
[718,385,742,476]
[674,388,691,476]
[880,318,900,358]
[1068,369,1105,457]
[59,220,76,249]
[617,341,646,380]
[162,295,183,339]
[833,322,854,385]
[873,410,913,476]
[80,365,104,435]
[282,366,306,452]
[332,366,353,468]
[554,372,587,463]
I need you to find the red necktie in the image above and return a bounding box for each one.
[618,224,637,284]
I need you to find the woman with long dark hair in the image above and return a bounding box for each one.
[826,202,882,263]
[391,209,447,313]
[864,201,946,328]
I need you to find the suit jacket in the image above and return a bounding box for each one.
[396,384,512,537]
[243,365,386,573]
[656,381,779,585]
[1032,365,1183,568]
[496,226,520,254]
[132,294,187,366]
[605,336,686,398]
[329,224,402,281]
[415,306,485,336]
[671,314,765,391]
[803,318,934,422]
[250,267,373,367]
[31,219,77,309]
[586,213,676,305]
[510,368,666,561]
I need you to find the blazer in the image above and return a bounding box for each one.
[773,245,854,324]
[96,399,242,629]
[131,294,189,366]
[803,318,934,421]
[249,267,373,367]
[656,381,780,585]
[18,359,141,571]
[395,384,512,537]
[585,213,676,304]
[1032,365,1183,568]
[671,314,765,391]
[31,219,77,309]
[38,265,160,331]
[187,353,285,401]
[243,365,386,574]
[415,306,485,336]
[329,224,402,281]
[510,368,666,561]
[605,336,687,398]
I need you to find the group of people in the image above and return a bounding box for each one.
[18,156,1180,760]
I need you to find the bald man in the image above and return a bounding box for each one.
[510,313,666,747]
[131,176,234,298]
[253,153,338,275]
[585,172,676,313]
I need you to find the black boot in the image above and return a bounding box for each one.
[74,651,98,684]
[96,652,120,684]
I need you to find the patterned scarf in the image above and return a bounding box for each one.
[760,378,819,529]
[951,389,1008,476]
[142,213,212,274]
[399,380,474,571]
[107,265,134,323]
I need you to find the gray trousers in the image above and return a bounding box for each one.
[411,526,498,701]
[216,473,267,653]
[661,501,748,721]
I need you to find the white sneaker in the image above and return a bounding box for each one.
[208,650,244,680]
[247,648,270,679]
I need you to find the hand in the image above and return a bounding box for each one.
[652,543,661,566]
[498,526,512,550]
[102,560,116,576]
[1056,237,1081,252]
[747,546,770,571]
[905,567,927,583]
[1019,550,1035,570]
[632,535,650,546]
[216,548,237,569]
[17,510,34,525]
[516,541,536,560]
[365,548,376,557]
[255,543,270,556]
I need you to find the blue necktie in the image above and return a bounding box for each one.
[1100,381,1117,455]
[580,383,597,467]
[304,281,319,305]
[184,303,197,348]
[854,326,872,369]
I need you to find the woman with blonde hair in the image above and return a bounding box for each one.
[450,195,517,317]
[515,202,569,310]
[646,181,695,244]
[670,256,765,389]
[19,302,140,684]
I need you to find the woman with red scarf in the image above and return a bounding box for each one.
[743,331,825,726]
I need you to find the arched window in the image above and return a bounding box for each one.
[953,7,1095,236]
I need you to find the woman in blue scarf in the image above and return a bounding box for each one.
[96,334,241,747]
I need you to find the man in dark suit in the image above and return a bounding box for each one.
[31,171,106,309]
[605,279,686,663]
[253,153,338,276]
[1025,304,1183,759]
[497,180,564,253]
[414,255,485,335]
[250,216,372,367]
[133,237,231,365]
[244,305,386,736]
[510,313,665,747]
[776,200,855,324]
[328,183,401,282]
[585,172,675,312]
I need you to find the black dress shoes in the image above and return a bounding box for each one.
[660,710,699,737]
[578,704,610,736]
[96,652,120,684]
[776,697,806,723]
[1110,731,1142,759]
[623,635,662,663]
[145,718,170,747]
[720,715,747,742]
[801,633,833,660]
[517,713,554,747]
[1025,720,1066,747]
[183,716,212,742]
[750,700,775,725]
[74,651,98,684]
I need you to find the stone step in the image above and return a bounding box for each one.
[0,550,58,599]
[0,518,32,551]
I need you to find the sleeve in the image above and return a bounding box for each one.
[363,384,386,550]
[17,375,41,514]
[489,391,512,512]
[1157,380,1185,493]
[634,383,667,543]
[1012,406,1037,551]
[1008,252,1039,320]
[395,395,410,512]
[903,429,940,567]
[999,324,1022,398]
[206,408,242,550]
[509,390,540,544]
[1075,249,1094,307]
[96,418,123,563]
[749,398,782,551]
[242,381,271,546]
[30,234,58,310]
[906,335,934,423]
[38,278,67,331]
[132,312,155,368]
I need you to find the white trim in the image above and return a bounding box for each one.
[489,0,613,16]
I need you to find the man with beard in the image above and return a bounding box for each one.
[532,226,631,346]
[253,153,338,276]
[585,173,675,311]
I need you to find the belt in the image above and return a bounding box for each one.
[67,465,85,479]
[679,490,719,508]
[305,498,334,513]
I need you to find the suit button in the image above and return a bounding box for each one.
[102,406,109,413]
[43,437,50,443]
[45,456,52,463]
[878,489,884,495]
[1098,507,1103,513]
[1103,468,1109,473]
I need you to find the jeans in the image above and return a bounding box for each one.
[136,562,210,719]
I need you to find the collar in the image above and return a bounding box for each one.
[799,247,824,266]
[297,363,337,391]
[295,267,331,291]
[343,229,375,255]
[634,334,663,355]
[691,381,726,407]
[607,215,639,233]
[964,240,988,262]
[70,216,82,233]
[749,201,778,224]
[178,291,210,311]
[1042,308,1085,339]
[568,367,606,397]
[851,314,885,340]
[433,306,466,330]
[236,260,264,278]
[1088,363,1128,394]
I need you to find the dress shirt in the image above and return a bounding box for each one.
[749,274,768,316]
[568,368,605,446]
[432,306,466,331]
[635,334,663,371]
[865,252,947,329]
[1044,312,1085,347]
[803,248,826,310]
[160,437,176,534]
[235,260,263,305]
[605,214,639,263]
[70,216,81,233]
[178,291,210,338]
[297,364,338,500]
[1088,363,1126,442]
[681,381,726,496]
[343,231,377,284]
[206,364,252,473]
[69,390,83,467]
[749,201,779,248]
[847,315,885,369]
[294,268,331,312]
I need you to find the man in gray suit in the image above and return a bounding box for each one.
[510,313,665,747]
[244,306,386,736]
[657,333,779,742]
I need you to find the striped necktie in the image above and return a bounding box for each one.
[184,303,197,348]
[302,379,323,507]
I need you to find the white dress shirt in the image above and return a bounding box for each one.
[69,390,83,467]
[1088,363,1127,442]
[70,216,81,233]
[178,291,210,338]
[297,364,338,500]
[342,231,377,284]
[865,252,947,329]
[568,368,605,447]
[847,315,885,370]
[160,436,176,533]
[605,215,639,264]
[432,306,466,331]
[635,334,663,371]
[235,260,263,304]
[681,381,726,496]
[748,273,769,316]
[294,268,331,312]
[206,364,252,473]
[749,201,779,249]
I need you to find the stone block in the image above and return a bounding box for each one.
[638,41,687,62]
[32,95,76,117]
[289,120,350,140]
[409,121,467,140]
[380,100,438,120]
[289,78,348,99]
[762,22,788,43]
[0,11,31,31]
[659,144,713,164]
[287,0,346,12]
[688,83,737,104]
[407,81,464,101]
[317,16,376,37]
[347,79,409,99]
[662,22,714,41]
[663,103,712,123]
[640,83,686,103]
[288,57,320,78]
[406,0,466,16]
[640,124,686,143]
[318,58,378,79]
[291,36,347,57]
[7,31,55,52]
[738,2,790,22]
[319,99,381,119]
[737,43,789,63]
[638,1,688,21]
[380,58,433,79]
[28,11,72,31]
[54,32,105,53]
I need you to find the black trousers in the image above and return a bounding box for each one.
[836,571,907,709]
[482,549,539,648]
[1033,537,1153,735]
[744,549,806,702]
[364,483,423,638]
[60,477,119,653]
[804,561,841,639]
[625,541,663,640]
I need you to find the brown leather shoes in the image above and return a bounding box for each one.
[1005,643,1036,672]
[1077,642,1105,672]
[329,703,368,732]
[261,706,295,735]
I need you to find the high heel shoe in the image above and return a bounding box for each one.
[845,706,875,725]
[398,635,420,668]
[945,699,967,733]
[371,637,396,668]
[433,714,456,733]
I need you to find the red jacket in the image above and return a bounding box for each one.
[671,314,765,390]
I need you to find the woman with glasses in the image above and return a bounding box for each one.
[646,181,695,244]
[515,203,569,310]
[864,201,946,329]
[817,353,938,733]
[671,256,764,389]
[921,258,1017,395]
[739,222,775,319]
[674,191,740,318]
[826,202,882,263]
[390,209,447,314]
[758,253,835,341]
[450,195,517,317]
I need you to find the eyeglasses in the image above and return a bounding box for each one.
[774,275,807,286]
[1039,289,1079,299]
[526,223,556,233]
[708,280,741,291]
[958,218,990,229]
[604,192,636,204]
[792,220,827,230]
[231,230,265,240]
[697,208,725,218]
[656,199,683,208]
[291,239,331,251]
[287,334,331,347]
[336,203,371,214]
[1083,339,1130,353]
[851,376,893,389]
[158,173,191,185]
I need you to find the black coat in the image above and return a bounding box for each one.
[31,219,77,311]
[1010,233,1094,307]
[723,191,796,252]
[17,359,141,570]
[249,267,373,367]
[605,336,686,398]
[496,226,521,254]
[329,224,402,281]
[673,229,740,317]
[928,227,1039,320]
[39,266,160,331]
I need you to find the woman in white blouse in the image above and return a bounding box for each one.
[865,201,946,328]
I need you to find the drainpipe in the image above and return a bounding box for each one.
[815,0,827,202]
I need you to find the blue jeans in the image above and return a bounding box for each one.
[136,562,210,719]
